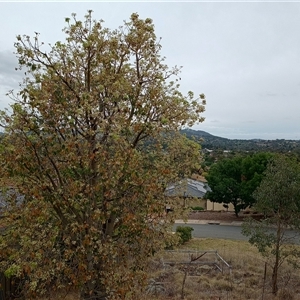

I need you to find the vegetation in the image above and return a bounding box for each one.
[33,238,300,299]
[0,12,205,299]
[182,128,300,153]
[205,153,272,216]
[242,155,300,295]
[154,238,300,300]
[190,206,204,211]
[176,226,194,244]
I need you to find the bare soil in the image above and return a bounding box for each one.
[188,210,264,222]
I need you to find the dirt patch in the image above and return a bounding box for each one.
[188,211,263,222]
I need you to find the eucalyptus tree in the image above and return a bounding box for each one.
[242,155,300,295]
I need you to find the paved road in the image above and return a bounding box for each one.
[174,223,300,243]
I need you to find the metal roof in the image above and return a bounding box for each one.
[165,178,211,198]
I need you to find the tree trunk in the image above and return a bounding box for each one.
[233,201,239,217]
[80,235,108,300]
[272,265,278,296]
[80,262,108,300]
[272,220,281,295]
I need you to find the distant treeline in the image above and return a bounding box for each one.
[181,129,300,153]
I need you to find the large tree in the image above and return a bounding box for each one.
[242,155,300,295]
[0,12,205,299]
[239,152,273,205]
[205,153,272,216]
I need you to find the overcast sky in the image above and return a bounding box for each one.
[0,2,300,140]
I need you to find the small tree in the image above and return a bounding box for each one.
[176,226,194,244]
[0,12,206,299]
[242,155,300,295]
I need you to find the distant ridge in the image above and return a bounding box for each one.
[181,129,300,153]
[182,128,216,138]
[181,128,229,142]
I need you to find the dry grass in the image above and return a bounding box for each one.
[29,238,300,299]
[141,238,300,300]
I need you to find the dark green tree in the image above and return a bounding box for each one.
[205,156,243,216]
[205,153,272,216]
[240,152,273,206]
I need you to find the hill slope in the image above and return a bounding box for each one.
[181,129,300,153]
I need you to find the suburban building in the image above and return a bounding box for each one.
[165,177,235,211]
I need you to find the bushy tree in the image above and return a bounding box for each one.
[176,226,194,244]
[0,12,205,299]
[242,155,300,295]
[240,152,273,205]
[205,153,272,216]
[205,156,243,216]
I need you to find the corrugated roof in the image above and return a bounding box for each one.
[165,178,211,198]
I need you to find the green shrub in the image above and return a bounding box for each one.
[176,226,194,244]
[190,206,204,211]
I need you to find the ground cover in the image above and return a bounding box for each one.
[35,238,300,300]
[188,210,264,223]
[142,238,300,300]
[2,212,299,299]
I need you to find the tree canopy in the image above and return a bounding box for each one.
[0,12,205,299]
[205,152,272,216]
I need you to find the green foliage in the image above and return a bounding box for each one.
[242,218,275,254]
[205,153,272,216]
[4,264,22,278]
[253,155,300,220]
[0,11,205,300]
[190,206,204,211]
[240,152,273,205]
[176,226,194,244]
[242,154,300,295]
[182,128,300,153]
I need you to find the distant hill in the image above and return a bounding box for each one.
[181,129,300,153]
[181,129,227,140]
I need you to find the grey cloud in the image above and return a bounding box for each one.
[0,50,19,75]
[0,2,300,139]
[0,50,22,90]
[242,120,256,124]
[257,92,278,97]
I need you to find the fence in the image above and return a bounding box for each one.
[162,249,232,274]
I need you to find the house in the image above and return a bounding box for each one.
[165,178,210,208]
[165,178,211,199]
[165,178,235,212]
[206,200,235,212]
